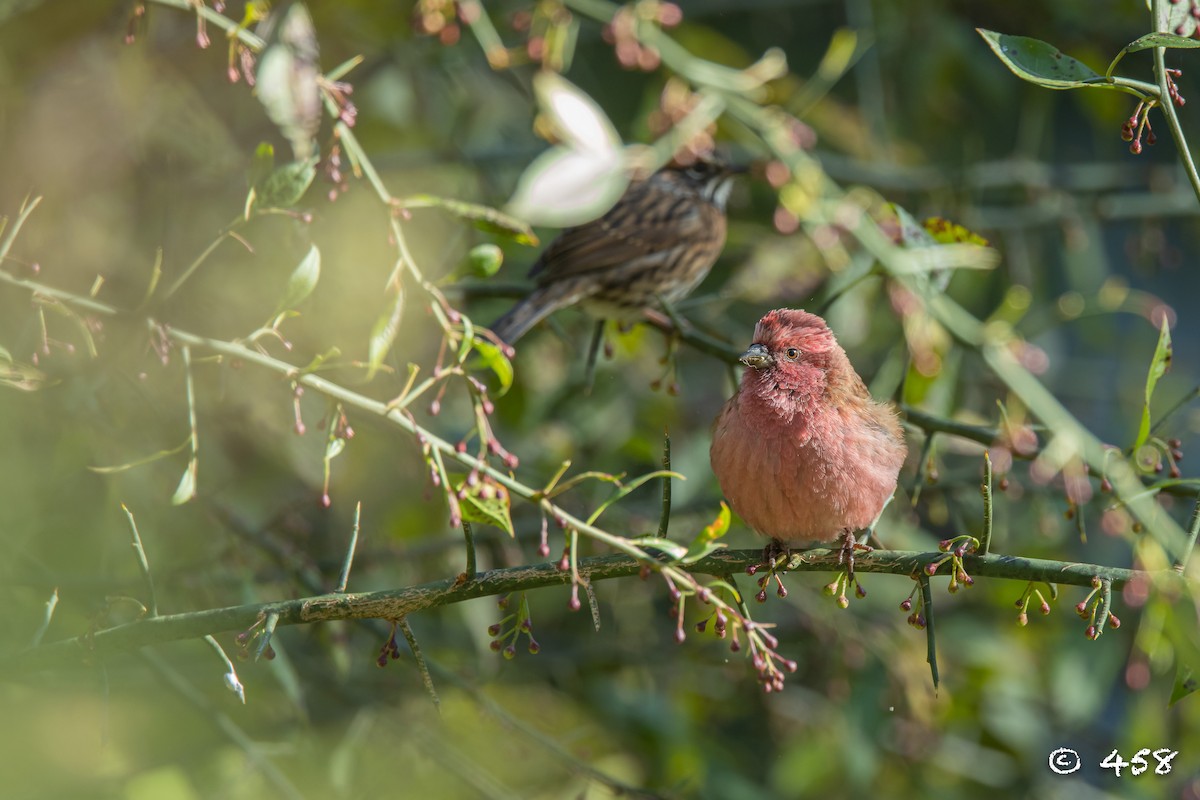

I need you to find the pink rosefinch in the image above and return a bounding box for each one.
[490,158,738,344]
[710,309,906,562]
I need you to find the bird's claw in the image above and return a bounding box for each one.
[836,530,872,581]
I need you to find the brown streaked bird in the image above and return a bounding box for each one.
[710,309,907,566]
[490,157,738,345]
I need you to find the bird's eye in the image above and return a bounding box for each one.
[785,348,800,361]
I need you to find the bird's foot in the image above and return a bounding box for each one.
[836,529,873,580]
[746,539,793,603]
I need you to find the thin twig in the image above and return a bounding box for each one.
[909,432,936,505]
[658,430,672,538]
[583,319,604,393]
[1176,497,1200,573]
[121,504,158,617]
[335,501,362,593]
[397,617,440,711]
[203,634,245,704]
[30,588,58,647]
[919,573,938,691]
[462,520,477,581]
[980,452,994,556]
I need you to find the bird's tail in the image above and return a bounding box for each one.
[489,284,579,345]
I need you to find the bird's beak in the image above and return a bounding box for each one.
[739,343,773,369]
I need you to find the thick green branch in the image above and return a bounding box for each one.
[3,548,1158,676]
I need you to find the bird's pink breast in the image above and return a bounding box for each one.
[710,389,904,544]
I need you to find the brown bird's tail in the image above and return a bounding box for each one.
[489,282,585,344]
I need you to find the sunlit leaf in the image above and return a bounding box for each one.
[472,338,513,396]
[679,502,731,564]
[977,29,1105,90]
[325,436,346,461]
[1134,317,1172,450]
[923,217,990,247]
[507,147,627,228]
[508,72,627,227]
[274,244,321,316]
[532,70,621,153]
[1122,32,1200,54]
[367,287,404,380]
[171,458,198,505]
[452,475,514,535]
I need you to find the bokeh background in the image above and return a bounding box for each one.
[2,1,1200,798]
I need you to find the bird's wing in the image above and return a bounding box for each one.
[529,181,715,282]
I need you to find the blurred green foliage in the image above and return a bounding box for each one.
[1,1,1200,799]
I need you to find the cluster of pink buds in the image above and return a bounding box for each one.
[603,1,683,71]
[488,593,540,658]
[925,535,978,593]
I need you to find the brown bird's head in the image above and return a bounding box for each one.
[659,155,742,212]
[738,308,845,395]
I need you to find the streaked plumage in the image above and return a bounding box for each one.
[491,158,736,344]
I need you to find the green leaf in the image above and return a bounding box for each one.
[171,458,198,505]
[680,502,731,564]
[404,195,538,246]
[366,287,405,380]
[297,346,341,375]
[1134,317,1173,450]
[250,158,317,213]
[273,244,321,316]
[1171,665,1198,706]
[0,352,53,392]
[628,536,688,561]
[471,338,513,396]
[1123,32,1200,54]
[977,29,1104,90]
[452,475,514,535]
[325,436,346,460]
[695,502,730,544]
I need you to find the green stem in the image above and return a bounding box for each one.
[980,452,994,556]
[919,573,938,691]
[1152,0,1200,206]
